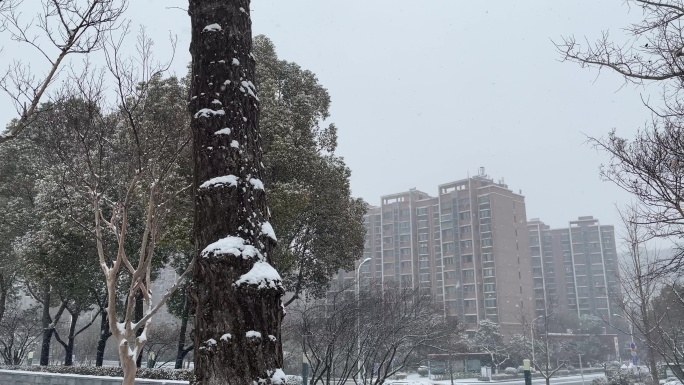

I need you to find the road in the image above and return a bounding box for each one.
[449,373,605,385]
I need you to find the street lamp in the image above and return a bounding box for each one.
[613,313,634,343]
[530,314,544,368]
[356,257,372,383]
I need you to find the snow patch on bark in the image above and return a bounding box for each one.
[270,369,287,385]
[214,128,231,135]
[201,236,261,260]
[260,222,277,241]
[199,175,238,189]
[249,178,264,190]
[234,261,283,289]
[203,24,222,32]
[246,331,262,338]
[194,108,225,119]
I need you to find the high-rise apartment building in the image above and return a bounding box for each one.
[336,171,535,335]
[527,216,620,323]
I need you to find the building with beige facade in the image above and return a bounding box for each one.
[527,216,621,323]
[334,170,535,335]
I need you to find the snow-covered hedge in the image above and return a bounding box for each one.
[285,375,302,385]
[0,365,194,381]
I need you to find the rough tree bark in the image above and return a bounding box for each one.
[175,289,192,369]
[95,310,111,367]
[189,1,285,384]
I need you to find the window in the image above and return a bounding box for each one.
[420,259,430,268]
[416,207,427,215]
[442,228,454,238]
[400,209,410,217]
[464,300,476,308]
[417,220,428,228]
[480,224,491,232]
[445,286,457,294]
[460,225,472,234]
[464,269,475,277]
[383,224,393,231]
[400,248,411,256]
[463,254,473,263]
[483,268,494,277]
[444,242,455,251]
[401,261,411,269]
[482,253,493,261]
[458,197,470,208]
[481,239,492,247]
[418,233,428,241]
[478,196,490,204]
[383,236,393,244]
[383,211,393,219]
[479,209,491,218]
[463,284,476,292]
[441,214,452,222]
[484,283,496,292]
[399,234,410,242]
[485,299,497,308]
[444,271,456,279]
[458,212,471,220]
[443,257,455,265]
[399,221,410,229]
[460,240,473,248]
[465,315,478,324]
[419,246,429,255]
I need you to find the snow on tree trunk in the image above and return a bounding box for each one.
[188,1,285,384]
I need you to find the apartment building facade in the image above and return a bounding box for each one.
[527,216,620,323]
[338,172,535,335]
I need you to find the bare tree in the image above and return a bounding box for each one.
[555,1,684,86]
[651,282,684,381]
[557,0,684,276]
[0,305,42,365]
[610,205,661,385]
[523,312,565,385]
[188,1,285,384]
[0,0,127,143]
[293,281,460,385]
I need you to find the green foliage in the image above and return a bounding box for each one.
[254,35,366,301]
[506,334,532,366]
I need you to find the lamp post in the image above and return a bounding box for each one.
[613,312,635,363]
[523,359,532,385]
[530,314,544,368]
[356,257,372,384]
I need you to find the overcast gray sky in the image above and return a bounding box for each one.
[1,1,654,232]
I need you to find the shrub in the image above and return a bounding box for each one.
[0,365,194,381]
[477,376,491,381]
[417,366,429,377]
[286,375,302,385]
[504,367,518,375]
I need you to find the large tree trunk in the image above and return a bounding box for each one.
[39,286,52,366]
[95,310,111,367]
[175,290,191,369]
[135,291,144,368]
[189,1,285,384]
[63,312,79,366]
[0,281,6,327]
